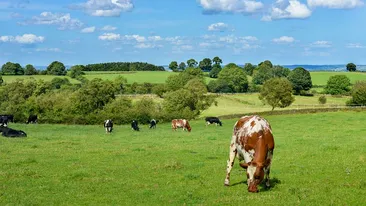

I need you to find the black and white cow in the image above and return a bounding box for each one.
[26,115,38,124]
[131,120,140,131]
[205,117,222,126]
[0,115,14,126]
[0,126,27,138]
[104,119,113,134]
[149,119,158,129]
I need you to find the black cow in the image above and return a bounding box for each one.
[26,115,38,124]
[149,119,158,129]
[104,119,113,134]
[205,117,222,126]
[0,115,14,126]
[0,126,27,138]
[131,120,140,131]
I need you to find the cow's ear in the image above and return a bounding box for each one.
[239,162,250,169]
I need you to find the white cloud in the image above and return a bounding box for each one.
[135,43,163,49]
[35,48,61,52]
[181,45,193,50]
[20,12,83,30]
[165,36,186,45]
[124,35,146,42]
[262,0,311,21]
[81,26,96,33]
[101,25,117,31]
[346,43,365,48]
[0,34,44,44]
[273,36,295,43]
[148,36,162,41]
[199,0,264,14]
[243,36,258,41]
[307,0,364,9]
[71,0,134,17]
[208,22,229,32]
[98,33,120,40]
[311,40,332,47]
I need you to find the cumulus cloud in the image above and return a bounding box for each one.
[273,36,295,43]
[199,0,263,14]
[208,22,229,32]
[70,0,134,17]
[0,34,44,44]
[307,0,364,9]
[20,12,83,30]
[81,26,96,33]
[311,40,332,47]
[262,0,311,21]
[346,43,365,48]
[98,33,120,40]
[101,25,117,31]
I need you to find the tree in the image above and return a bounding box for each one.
[243,63,255,76]
[24,64,38,75]
[346,63,356,72]
[252,64,273,85]
[0,76,3,86]
[212,56,222,66]
[207,79,232,93]
[187,59,198,68]
[199,58,212,71]
[347,81,366,106]
[1,62,24,75]
[47,61,67,76]
[178,62,186,71]
[209,64,221,78]
[68,65,85,78]
[169,61,178,72]
[218,63,248,93]
[272,66,290,78]
[287,67,312,94]
[51,77,71,89]
[324,75,351,95]
[165,67,204,91]
[259,78,294,111]
[258,60,273,68]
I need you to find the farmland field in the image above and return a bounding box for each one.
[0,111,365,205]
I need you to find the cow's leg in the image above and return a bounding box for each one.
[224,141,237,186]
[264,167,271,188]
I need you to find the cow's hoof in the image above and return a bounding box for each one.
[224,180,230,186]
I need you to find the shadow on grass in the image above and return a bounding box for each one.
[230,177,281,192]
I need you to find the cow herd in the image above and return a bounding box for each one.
[0,114,37,137]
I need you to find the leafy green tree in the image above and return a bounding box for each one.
[165,67,204,91]
[178,62,186,71]
[252,65,273,85]
[272,66,290,78]
[243,63,255,76]
[199,58,212,71]
[152,84,167,98]
[207,79,232,93]
[212,56,222,66]
[187,59,198,68]
[47,61,67,76]
[258,60,273,68]
[218,63,248,92]
[346,63,356,72]
[347,81,366,106]
[169,61,178,72]
[259,78,294,111]
[68,65,85,78]
[113,75,128,94]
[24,64,38,75]
[209,64,221,78]
[287,67,312,94]
[51,77,71,89]
[1,62,24,75]
[324,75,351,95]
[0,76,3,86]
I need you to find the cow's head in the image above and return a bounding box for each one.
[240,162,264,193]
[185,121,192,132]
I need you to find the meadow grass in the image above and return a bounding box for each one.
[310,71,366,86]
[1,111,365,205]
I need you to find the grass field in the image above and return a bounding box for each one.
[310,71,366,86]
[1,111,365,205]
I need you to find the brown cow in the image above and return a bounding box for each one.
[171,119,191,132]
[224,115,275,193]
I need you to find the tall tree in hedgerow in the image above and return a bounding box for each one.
[259,78,294,111]
[47,61,67,76]
[169,61,178,72]
[187,59,198,68]
[346,63,356,72]
[199,58,213,71]
[287,67,312,94]
[24,64,38,75]
[218,63,248,92]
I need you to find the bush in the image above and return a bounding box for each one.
[347,81,366,106]
[324,75,351,95]
[318,96,327,104]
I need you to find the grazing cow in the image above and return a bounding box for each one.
[26,115,38,124]
[171,119,191,132]
[205,116,222,126]
[224,115,275,193]
[131,120,140,131]
[0,115,14,126]
[149,119,158,129]
[0,126,27,138]
[104,119,113,134]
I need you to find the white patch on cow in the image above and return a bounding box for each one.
[243,149,255,163]
[247,165,257,184]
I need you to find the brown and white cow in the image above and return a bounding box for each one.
[171,119,191,132]
[224,115,275,193]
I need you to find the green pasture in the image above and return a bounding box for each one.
[1,111,365,205]
[310,71,366,86]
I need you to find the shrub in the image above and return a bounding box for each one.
[318,96,327,104]
[324,75,351,95]
[347,81,366,106]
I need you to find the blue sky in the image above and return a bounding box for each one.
[0,0,365,66]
